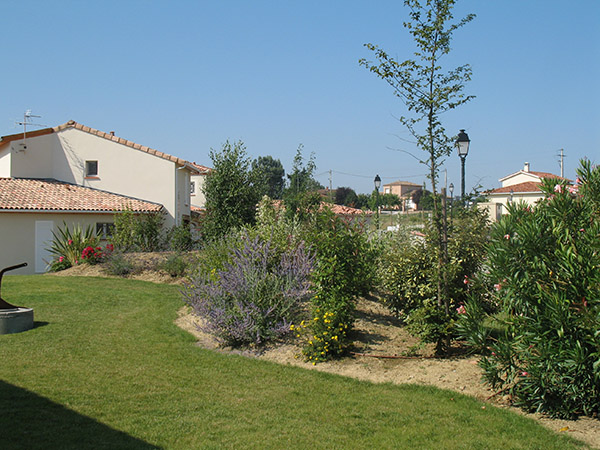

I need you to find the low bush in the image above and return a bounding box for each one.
[103,252,136,276]
[168,223,197,251]
[160,253,190,277]
[184,233,313,347]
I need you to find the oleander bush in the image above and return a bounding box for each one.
[460,159,600,418]
[184,233,313,347]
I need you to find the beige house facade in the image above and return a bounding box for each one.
[0,121,205,273]
[382,180,422,211]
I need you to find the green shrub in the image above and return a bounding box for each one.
[465,160,600,418]
[112,208,165,252]
[160,253,190,277]
[103,252,136,276]
[377,207,490,352]
[168,223,197,251]
[47,222,99,270]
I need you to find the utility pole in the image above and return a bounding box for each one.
[560,148,564,178]
[328,169,333,202]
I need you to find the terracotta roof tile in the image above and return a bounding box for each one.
[0,178,163,213]
[487,181,544,194]
[271,200,372,216]
[190,162,212,174]
[383,180,422,187]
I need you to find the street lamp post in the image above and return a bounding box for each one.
[449,182,454,225]
[374,174,381,230]
[456,129,470,204]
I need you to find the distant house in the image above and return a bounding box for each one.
[480,162,568,221]
[0,120,206,273]
[382,180,422,211]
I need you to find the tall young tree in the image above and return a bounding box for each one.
[360,0,474,350]
[283,145,322,221]
[202,140,260,240]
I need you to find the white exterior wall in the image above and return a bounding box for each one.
[0,212,115,274]
[0,148,11,177]
[54,128,181,226]
[482,192,545,222]
[501,172,539,187]
[190,173,207,209]
[175,166,191,221]
[4,133,57,178]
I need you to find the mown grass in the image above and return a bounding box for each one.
[0,276,589,449]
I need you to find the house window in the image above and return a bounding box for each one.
[190,181,196,195]
[96,222,114,239]
[86,160,98,177]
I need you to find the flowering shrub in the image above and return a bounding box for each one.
[462,160,600,418]
[299,308,349,363]
[81,244,112,265]
[48,222,99,271]
[301,209,376,361]
[184,233,313,347]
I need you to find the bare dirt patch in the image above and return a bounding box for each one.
[47,252,187,285]
[50,259,599,448]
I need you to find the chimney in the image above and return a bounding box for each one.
[110,131,115,136]
[524,162,530,172]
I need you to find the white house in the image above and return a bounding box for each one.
[189,162,211,212]
[480,162,568,221]
[0,120,204,274]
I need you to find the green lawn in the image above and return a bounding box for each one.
[0,276,589,449]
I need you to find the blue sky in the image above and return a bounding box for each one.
[3,0,599,194]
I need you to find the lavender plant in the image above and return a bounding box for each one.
[184,233,313,347]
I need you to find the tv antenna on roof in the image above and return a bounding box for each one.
[15,110,44,152]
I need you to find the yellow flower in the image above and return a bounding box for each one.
[290,324,295,330]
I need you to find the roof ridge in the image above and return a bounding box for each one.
[55,120,193,168]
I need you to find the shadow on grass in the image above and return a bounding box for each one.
[32,321,49,329]
[0,380,160,449]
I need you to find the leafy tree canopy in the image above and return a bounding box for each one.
[252,155,285,200]
[202,140,260,240]
[335,187,358,207]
